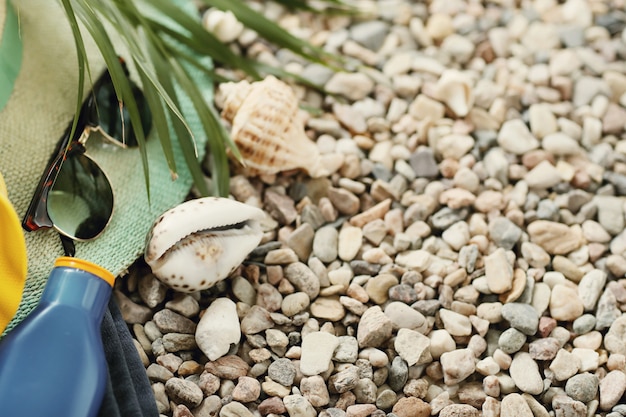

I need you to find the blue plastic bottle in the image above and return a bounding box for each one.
[0,257,114,417]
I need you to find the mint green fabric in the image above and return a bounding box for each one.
[0,0,211,333]
[0,0,21,111]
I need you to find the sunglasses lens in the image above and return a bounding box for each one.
[47,152,113,241]
[94,79,152,148]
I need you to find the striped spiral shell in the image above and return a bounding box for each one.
[217,76,327,177]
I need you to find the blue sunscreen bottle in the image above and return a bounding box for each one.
[0,257,114,417]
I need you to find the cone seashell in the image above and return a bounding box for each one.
[217,76,328,177]
[144,197,265,293]
[434,69,474,117]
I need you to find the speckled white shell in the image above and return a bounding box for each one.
[144,197,265,293]
[216,76,327,177]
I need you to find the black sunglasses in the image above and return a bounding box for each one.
[22,61,152,256]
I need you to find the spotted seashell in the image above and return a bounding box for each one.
[217,76,328,178]
[144,197,265,293]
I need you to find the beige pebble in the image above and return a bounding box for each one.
[573,331,603,350]
[439,309,472,336]
[476,302,503,324]
[485,248,513,294]
[349,198,392,228]
[529,103,557,138]
[310,296,345,322]
[550,284,584,321]
[338,225,363,262]
[509,352,543,395]
[527,220,585,255]
[521,242,551,268]
[439,188,476,209]
[571,348,600,372]
[429,329,457,360]
[425,13,454,41]
[501,393,533,417]
[395,328,432,366]
[365,274,398,304]
[440,349,476,385]
[599,370,626,410]
[524,161,562,189]
[357,306,393,348]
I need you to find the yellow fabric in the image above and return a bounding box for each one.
[0,172,27,334]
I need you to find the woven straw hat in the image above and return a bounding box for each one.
[0,0,209,332]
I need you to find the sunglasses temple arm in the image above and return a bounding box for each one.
[59,235,76,257]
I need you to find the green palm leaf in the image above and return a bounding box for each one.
[60,0,348,198]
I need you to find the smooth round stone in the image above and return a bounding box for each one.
[268,358,297,386]
[165,377,204,408]
[604,314,626,355]
[281,292,310,317]
[284,262,320,300]
[384,301,427,332]
[499,328,527,354]
[388,356,409,392]
[528,337,560,360]
[361,347,389,367]
[365,273,399,304]
[578,269,607,311]
[573,331,603,350]
[529,103,557,138]
[388,284,418,304]
[542,133,580,155]
[232,376,261,403]
[527,220,584,255]
[509,352,543,395]
[565,372,599,403]
[313,226,339,263]
[489,217,523,251]
[154,309,197,334]
[501,303,539,336]
[500,393,534,417]
[599,370,626,411]
[338,225,363,261]
[497,119,539,155]
[349,20,389,51]
[376,388,397,410]
[441,221,470,251]
[484,248,513,294]
[310,296,345,321]
[550,284,584,321]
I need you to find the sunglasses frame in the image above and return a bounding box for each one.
[22,62,150,255]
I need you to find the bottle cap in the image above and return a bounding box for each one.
[54,257,115,287]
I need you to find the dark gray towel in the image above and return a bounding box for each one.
[99,298,158,417]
